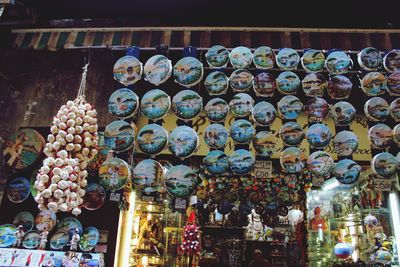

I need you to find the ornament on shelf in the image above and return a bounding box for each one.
[13,225,25,248]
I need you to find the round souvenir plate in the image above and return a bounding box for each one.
[203,150,229,175]
[164,165,197,198]
[7,177,30,203]
[228,149,255,174]
[252,101,277,126]
[358,47,382,71]
[204,124,228,149]
[79,227,100,252]
[57,217,83,238]
[252,131,278,157]
[364,97,389,121]
[333,131,359,157]
[99,157,130,191]
[104,120,135,152]
[276,71,301,95]
[279,122,305,146]
[143,55,172,85]
[50,230,69,250]
[173,57,204,87]
[204,71,229,95]
[307,151,333,177]
[204,98,229,122]
[3,128,45,170]
[229,93,255,117]
[280,147,306,174]
[383,49,400,73]
[229,119,255,144]
[302,72,327,97]
[372,152,399,178]
[137,124,168,155]
[394,124,400,145]
[229,69,254,92]
[369,124,393,149]
[390,98,400,121]
[360,72,387,96]
[387,72,400,96]
[305,97,330,122]
[333,159,361,184]
[108,88,139,119]
[22,230,40,249]
[325,51,352,74]
[277,95,303,120]
[306,123,332,149]
[0,224,17,248]
[229,46,253,69]
[301,49,325,72]
[330,101,356,126]
[253,72,276,97]
[253,46,275,69]
[133,159,164,194]
[13,211,34,232]
[83,183,106,211]
[113,55,143,86]
[172,90,203,120]
[276,48,300,70]
[327,75,353,100]
[35,210,56,232]
[140,89,171,121]
[364,214,379,228]
[205,45,230,68]
[169,126,199,158]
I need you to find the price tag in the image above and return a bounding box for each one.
[312,176,325,187]
[254,160,272,178]
[373,178,392,191]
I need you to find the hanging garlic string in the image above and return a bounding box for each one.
[76,63,89,103]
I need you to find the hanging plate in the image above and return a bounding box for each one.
[280,147,306,174]
[113,55,143,86]
[137,124,168,156]
[252,101,277,126]
[327,75,353,100]
[230,119,255,144]
[394,124,400,145]
[50,230,69,250]
[358,47,382,71]
[13,211,34,232]
[104,120,135,152]
[229,93,255,117]
[140,89,171,121]
[204,71,229,95]
[301,49,325,72]
[333,159,361,184]
[203,150,230,175]
[205,45,230,68]
[229,69,254,92]
[330,101,356,126]
[253,46,275,69]
[108,88,139,119]
[7,177,30,203]
[0,224,17,248]
[57,217,83,238]
[228,149,255,175]
[133,159,164,194]
[277,95,303,120]
[253,72,276,97]
[307,151,333,177]
[99,157,130,191]
[325,51,352,74]
[83,183,106,211]
[276,48,300,70]
[333,131,359,157]
[304,97,330,123]
[306,123,332,149]
[172,90,203,120]
[204,124,228,149]
[173,57,204,87]
[143,55,172,85]
[79,227,100,252]
[390,98,400,121]
[360,72,387,96]
[387,72,400,96]
[169,126,199,158]
[35,210,57,232]
[364,97,390,122]
[22,230,40,249]
[383,49,400,72]
[252,131,278,157]
[164,165,197,198]
[279,122,305,146]
[302,72,327,97]
[229,46,253,69]
[276,71,301,95]
[368,123,393,149]
[204,98,229,122]
[372,152,399,178]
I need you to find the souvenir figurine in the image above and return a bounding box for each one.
[253,46,275,69]
[229,93,255,117]
[169,126,199,159]
[306,123,332,149]
[364,97,389,122]
[304,97,330,122]
[204,98,229,122]
[229,46,253,68]
[113,55,143,86]
[280,147,306,174]
[229,69,254,92]
[204,124,228,149]
[277,95,303,120]
[302,72,327,97]
[70,228,80,251]
[360,72,387,96]
[229,119,256,144]
[108,88,139,119]
[204,71,229,95]
[276,48,300,70]
[333,159,361,184]
[301,49,325,72]
[383,49,400,72]
[140,89,171,121]
[164,165,197,198]
[325,51,352,74]
[172,90,203,120]
[104,120,135,152]
[358,47,382,71]
[137,124,168,156]
[203,150,229,175]
[143,54,172,85]
[371,152,399,178]
[246,209,267,241]
[327,75,353,99]
[173,57,204,87]
[205,45,230,68]
[368,124,393,149]
[330,101,356,126]
[13,225,25,248]
[252,131,278,157]
[279,122,305,146]
[39,227,49,250]
[390,98,400,121]
[252,101,277,126]
[253,72,276,97]
[387,72,400,96]
[229,149,255,175]
[276,71,301,95]
[307,151,333,177]
[333,131,359,157]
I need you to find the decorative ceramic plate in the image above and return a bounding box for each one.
[133,159,164,194]
[113,55,143,85]
[252,131,278,157]
[99,157,130,191]
[143,55,172,85]
[83,183,106,211]
[229,69,254,92]
[253,46,275,69]
[7,177,30,203]
[172,90,203,120]
[0,224,17,247]
[79,227,100,252]
[13,211,34,232]
[35,210,56,232]
[169,126,199,158]
[330,101,356,126]
[307,151,333,177]
[301,49,325,72]
[394,124,400,145]
[360,72,387,96]
[205,45,230,68]
[104,120,135,152]
[280,147,306,174]
[327,75,353,99]
[164,165,197,198]
[253,72,276,97]
[229,46,253,68]
[204,71,229,95]
[277,95,303,120]
[305,97,330,122]
[387,72,400,96]
[229,93,254,117]
[252,101,277,126]
[173,57,204,87]
[50,230,69,250]
[137,124,168,155]
[3,128,45,170]
[204,98,229,122]
[372,152,399,178]
[22,230,40,249]
[140,89,171,121]
[306,123,332,149]
[228,149,255,175]
[229,119,255,144]
[368,124,393,149]
[364,97,389,121]
[108,88,139,119]
[390,98,400,121]
[325,51,352,74]
[203,150,229,175]
[333,159,361,184]
[276,48,300,70]
[276,71,301,95]
[279,122,305,146]
[383,49,400,72]
[204,124,228,149]
[357,47,382,71]
[57,217,83,237]
[302,72,327,97]
[333,131,359,157]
